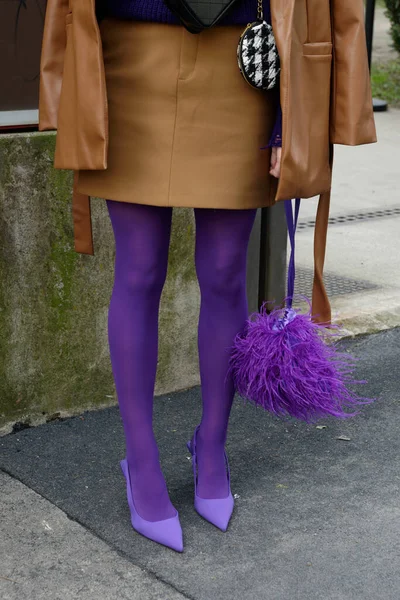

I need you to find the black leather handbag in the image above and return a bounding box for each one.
[162,0,241,33]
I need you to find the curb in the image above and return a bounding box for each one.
[315,289,400,338]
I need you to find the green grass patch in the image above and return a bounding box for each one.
[371,58,400,106]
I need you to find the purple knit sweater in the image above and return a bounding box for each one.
[102,0,271,25]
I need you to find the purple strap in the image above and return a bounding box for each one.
[284,198,301,309]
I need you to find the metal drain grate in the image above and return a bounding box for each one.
[298,206,400,231]
[294,267,379,297]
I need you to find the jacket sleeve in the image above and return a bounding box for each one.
[330,0,377,146]
[38,0,70,131]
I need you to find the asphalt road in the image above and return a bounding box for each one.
[1,328,399,600]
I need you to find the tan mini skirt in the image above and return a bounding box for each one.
[76,18,279,210]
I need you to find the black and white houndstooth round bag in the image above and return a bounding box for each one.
[237,2,280,91]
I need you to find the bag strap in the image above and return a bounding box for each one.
[284,192,331,325]
[284,197,300,309]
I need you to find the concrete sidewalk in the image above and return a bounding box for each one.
[294,108,400,335]
[0,472,185,600]
[1,328,400,600]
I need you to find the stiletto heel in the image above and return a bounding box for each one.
[187,425,234,532]
[120,459,183,552]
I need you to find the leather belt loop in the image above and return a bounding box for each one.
[72,171,94,255]
[311,145,334,324]
[311,189,331,324]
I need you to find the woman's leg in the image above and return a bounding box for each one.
[194,207,257,499]
[107,200,176,522]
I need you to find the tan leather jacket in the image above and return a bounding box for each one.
[38,0,376,322]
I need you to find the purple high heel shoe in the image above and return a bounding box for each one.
[120,459,183,552]
[187,425,234,532]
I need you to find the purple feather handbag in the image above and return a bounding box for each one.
[227,198,376,423]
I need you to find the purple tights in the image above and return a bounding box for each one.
[107,200,257,521]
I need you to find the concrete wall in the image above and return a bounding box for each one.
[0,131,263,432]
[0,132,204,430]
